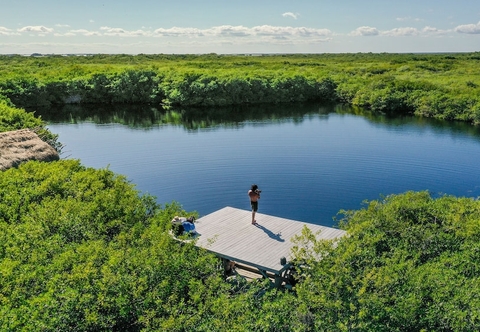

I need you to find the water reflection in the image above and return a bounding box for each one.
[33,103,480,141]
[338,105,480,142]
[33,102,337,130]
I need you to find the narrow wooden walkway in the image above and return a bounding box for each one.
[194,207,346,277]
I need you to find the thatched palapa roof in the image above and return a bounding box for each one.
[0,129,59,171]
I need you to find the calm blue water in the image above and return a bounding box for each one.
[44,105,480,227]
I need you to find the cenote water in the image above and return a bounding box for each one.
[38,103,480,227]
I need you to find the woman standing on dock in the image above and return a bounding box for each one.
[248,184,261,225]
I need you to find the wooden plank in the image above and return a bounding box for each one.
[194,207,346,274]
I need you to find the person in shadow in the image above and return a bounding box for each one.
[224,259,236,277]
[171,215,196,236]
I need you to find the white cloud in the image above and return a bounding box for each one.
[154,27,205,37]
[9,21,468,52]
[0,26,19,36]
[350,26,379,36]
[207,25,249,37]
[55,24,70,28]
[423,26,439,33]
[100,26,151,37]
[422,26,450,35]
[100,26,127,36]
[129,30,151,37]
[17,26,54,34]
[350,25,451,38]
[153,25,331,39]
[382,27,419,37]
[253,25,331,37]
[66,29,102,36]
[454,21,480,34]
[282,12,299,20]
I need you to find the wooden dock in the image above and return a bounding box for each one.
[194,207,346,286]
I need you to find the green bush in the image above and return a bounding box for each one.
[0,99,62,152]
[0,160,231,331]
[1,53,479,124]
[291,191,480,331]
[0,99,43,131]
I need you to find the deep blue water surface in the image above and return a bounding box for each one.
[45,105,480,227]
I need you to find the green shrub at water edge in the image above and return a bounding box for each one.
[0,98,62,153]
[0,98,43,131]
[291,191,480,331]
[1,53,479,124]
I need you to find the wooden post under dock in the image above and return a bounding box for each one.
[193,206,346,288]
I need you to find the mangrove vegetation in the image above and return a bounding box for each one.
[0,52,480,124]
[1,53,480,331]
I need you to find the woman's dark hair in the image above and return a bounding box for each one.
[251,184,258,191]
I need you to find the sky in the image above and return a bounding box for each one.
[1,0,479,55]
